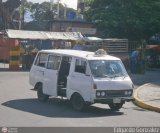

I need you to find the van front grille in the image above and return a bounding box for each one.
[106,90,132,97]
[106,90,124,97]
[96,90,133,98]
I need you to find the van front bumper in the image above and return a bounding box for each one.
[94,97,134,104]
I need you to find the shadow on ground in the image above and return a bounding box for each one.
[0,68,29,72]
[123,105,147,112]
[2,98,124,118]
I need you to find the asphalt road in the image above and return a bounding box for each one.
[0,72,160,127]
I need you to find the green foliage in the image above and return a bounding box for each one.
[30,2,50,21]
[23,1,76,31]
[85,0,160,41]
[21,0,32,13]
[0,0,21,29]
[23,21,46,31]
[4,0,21,12]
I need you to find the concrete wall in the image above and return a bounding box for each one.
[51,20,96,35]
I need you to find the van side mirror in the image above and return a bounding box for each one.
[85,64,91,76]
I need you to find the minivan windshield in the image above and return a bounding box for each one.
[89,60,128,78]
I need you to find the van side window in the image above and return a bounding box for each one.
[35,53,48,67]
[75,59,86,74]
[47,55,61,70]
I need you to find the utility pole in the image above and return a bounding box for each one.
[57,0,60,19]
[18,0,22,30]
[77,0,85,20]
[64,3,67,20]
[19,0,25,30]
[50,0,53,11]
[0,0,2,30]
[49,0,54,31]
[0,0,5,30]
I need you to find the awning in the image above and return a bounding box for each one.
[82,37,128,43]
[5,29,84,41]
[103,38,128,42]
[82,37,103,42]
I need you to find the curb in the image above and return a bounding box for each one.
[133,83,160,113]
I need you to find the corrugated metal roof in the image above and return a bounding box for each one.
[83,37,103,42]
[6,29,84,41]
[103,38,128,42]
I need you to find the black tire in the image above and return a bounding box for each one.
[71,93,85,111]
[109,103,123,111]
[37,84,49,102]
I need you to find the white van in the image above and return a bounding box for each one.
[29,49,134,111]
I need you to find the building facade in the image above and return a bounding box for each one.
[50,20,96,36]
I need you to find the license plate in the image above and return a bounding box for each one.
[113,98,121,103]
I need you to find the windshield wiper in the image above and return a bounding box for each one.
[102,74,115,78]
[110,74,127,79]
[122,75,128,79]
[94,74,112,78]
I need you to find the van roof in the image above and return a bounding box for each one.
[40,49,120,60]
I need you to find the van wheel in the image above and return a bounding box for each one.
[71,93,85,111]
[37,84,49,102]
[109,103,123,111]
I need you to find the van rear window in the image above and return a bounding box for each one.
[47,55,61,70]
[35,53,48,67]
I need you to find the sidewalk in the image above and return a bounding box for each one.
[130,71,160,113]
[133,83,160,113]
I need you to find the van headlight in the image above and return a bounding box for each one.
[124,90,132,96]
[124,91,128,95]
[101,91,106,97]
[97,92,101,97]
[128,90,132,95]
[96,91,106,98]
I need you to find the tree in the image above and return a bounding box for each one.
[0,0,21,30]
[85,0,160,41]
[20,0,33,28]
[23,1,76,31]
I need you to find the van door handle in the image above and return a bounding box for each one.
[37,70,44,76]
[72,75,75,77]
